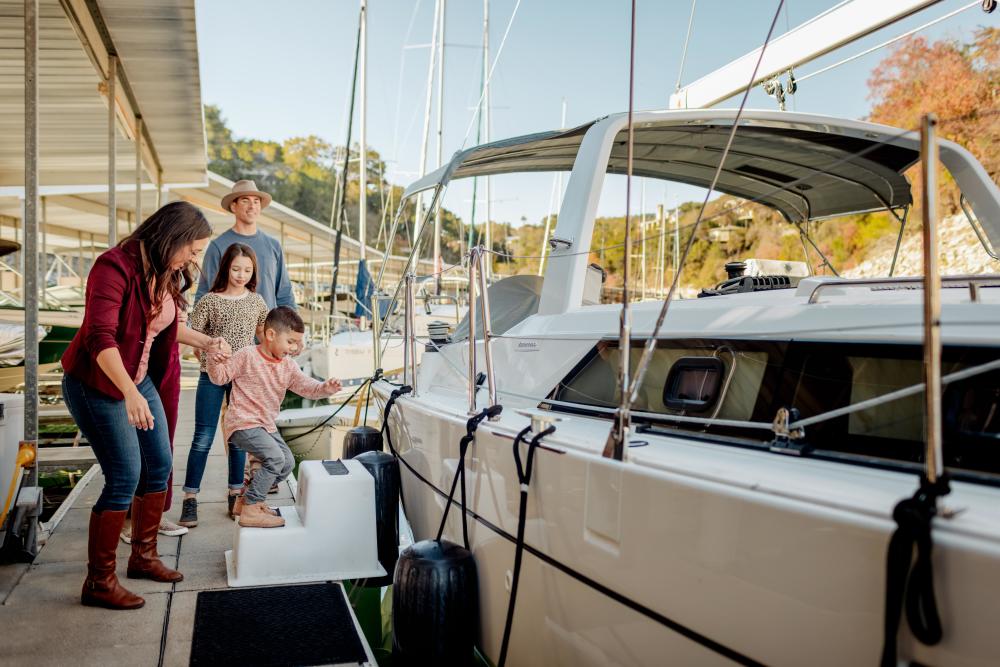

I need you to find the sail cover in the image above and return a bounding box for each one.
[451,275,544,342]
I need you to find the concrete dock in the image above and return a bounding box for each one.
[0,388,296,666]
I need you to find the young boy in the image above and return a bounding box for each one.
[207,306,341,527]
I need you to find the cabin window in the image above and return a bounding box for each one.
[549,339,775,424]
[545,339,1000,479]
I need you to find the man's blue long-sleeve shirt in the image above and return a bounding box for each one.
[195,228,296,310]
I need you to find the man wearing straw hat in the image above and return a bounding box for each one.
[195,179,295,310]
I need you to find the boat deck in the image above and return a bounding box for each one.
[0,388,297,666]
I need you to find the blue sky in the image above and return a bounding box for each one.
[196,0,995,232]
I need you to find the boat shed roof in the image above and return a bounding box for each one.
[0,0,206,187]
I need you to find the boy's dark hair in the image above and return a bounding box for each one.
[264,306,304,334]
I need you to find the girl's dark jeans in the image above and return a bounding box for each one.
[182,372,246,493]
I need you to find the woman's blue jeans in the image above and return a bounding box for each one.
[62,373,172,512]
[182,372,245,493]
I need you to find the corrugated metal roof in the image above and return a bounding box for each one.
[0,0,206,187]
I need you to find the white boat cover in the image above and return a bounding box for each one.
[452,275,544,342]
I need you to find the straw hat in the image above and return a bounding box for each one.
[221,179,272,211]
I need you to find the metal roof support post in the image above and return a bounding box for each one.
[23,0,41,518]
[156,170,163,209]
[107,54,118,246]
[134,116,142,224]
[921,113,943,486]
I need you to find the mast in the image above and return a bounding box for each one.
[433,0,447,291]
[359,0,368,260]
[482,0,491,280]
[329,0,364,315]
[640,179,646,299]
[415,0,441,250]
[656,203,666,296]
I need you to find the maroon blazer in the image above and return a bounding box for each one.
[61,240,182,440]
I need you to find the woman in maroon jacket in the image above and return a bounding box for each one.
[62,201,231,610]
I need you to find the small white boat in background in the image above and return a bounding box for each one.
[275,404,380,462]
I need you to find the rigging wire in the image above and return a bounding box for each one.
[605,0,640,460]
[626,0,787,408]
[674,0,698,92]
[459,0,523,150]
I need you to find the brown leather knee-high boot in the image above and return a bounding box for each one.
[126,490,183,583]
[81,509,145,610]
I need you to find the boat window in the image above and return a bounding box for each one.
[549,339,776,425]
[545,340,1000,478]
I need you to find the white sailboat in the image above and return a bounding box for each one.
[372,106,1000,666]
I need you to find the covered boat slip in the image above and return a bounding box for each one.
[0,0,426,321]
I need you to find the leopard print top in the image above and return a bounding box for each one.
[188,291,268,371]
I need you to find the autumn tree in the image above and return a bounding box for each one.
[867,27,999,213]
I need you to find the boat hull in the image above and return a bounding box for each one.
[374,380,1000,667]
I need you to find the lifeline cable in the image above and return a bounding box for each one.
[497,424,557,667]
[436,405,502,549]
[880,473,951,667]
[282,378,370,446]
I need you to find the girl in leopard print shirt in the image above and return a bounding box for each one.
[179,243,268,526]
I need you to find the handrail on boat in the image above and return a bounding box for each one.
[466,246,500,419]
[806,274,1000,304]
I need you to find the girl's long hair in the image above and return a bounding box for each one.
[210,243,258,294]
[120,200,212,320]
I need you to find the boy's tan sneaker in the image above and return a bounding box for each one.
[238,502,285,528]
[231,495,279,518]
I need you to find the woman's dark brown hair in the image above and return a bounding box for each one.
[120,200,212,320]
[209,243,258,294]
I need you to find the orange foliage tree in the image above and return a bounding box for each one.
[867,28,999,213]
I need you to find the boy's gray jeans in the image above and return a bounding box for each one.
[230,428,294,504]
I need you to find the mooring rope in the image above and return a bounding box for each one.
[436,405,503,549]
[880,473,951,666]
[497,424,557,667]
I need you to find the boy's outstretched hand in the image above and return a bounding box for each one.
[322,378,343,395]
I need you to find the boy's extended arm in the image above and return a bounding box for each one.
[207,348,243,386]
[287,362,336,399]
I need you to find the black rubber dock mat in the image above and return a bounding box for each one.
[190,582,368,666]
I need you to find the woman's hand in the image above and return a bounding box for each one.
[125,385,155,430]
[207,337,231,363]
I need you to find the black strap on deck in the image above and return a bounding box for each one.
[497,424,557,667]
[880,473,951,667]
[436,405,503,550]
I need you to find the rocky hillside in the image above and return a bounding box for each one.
[843,214,999,278]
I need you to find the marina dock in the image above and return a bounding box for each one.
[0,387,297,666]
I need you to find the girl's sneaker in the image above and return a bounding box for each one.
[178,498,198,527]
[227,494,239,518]
[158,519,189,537]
